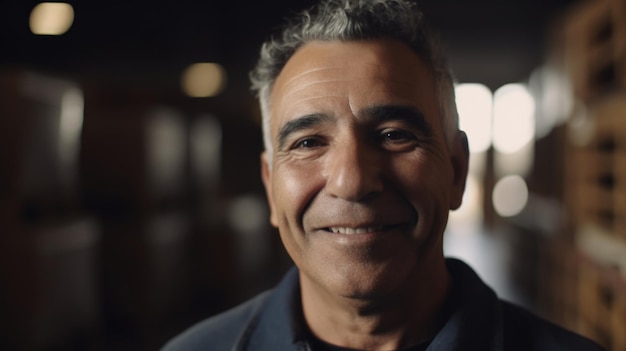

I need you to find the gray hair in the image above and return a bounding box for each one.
[250,0,458,163]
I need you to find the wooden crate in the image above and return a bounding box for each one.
[559,2,626,349]
[567,94,626,237]
[576,250,626,350]
[80,83,190,217]
[613,291,626,351]
[569,95,626,348]
[563,0,626,102]
[0,69,83,216]
[597,97,626,240]
[613,0,626,90]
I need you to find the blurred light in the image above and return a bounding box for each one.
[492,84,535,154]
[456,83,493,153]
[147,108,186,196]
[59,88,83,141]
[30,2,74,35]
[492,175,528,217]
[468,149,487,177]
[228,195,268,234]
[568,103,595,147]
[190,115,222,187]
[58,88,84,180]
[531,65,573,139]
[228,195,271,273]
[181,63,227,97]
[494,142,534,178]
[449,173,483,224]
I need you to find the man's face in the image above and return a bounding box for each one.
[261,39,468,299]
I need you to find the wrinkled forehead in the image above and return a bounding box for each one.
[268,39,438,126]
[272,40,432,93]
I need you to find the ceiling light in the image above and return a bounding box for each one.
[181,63,227,98]
[30,2,75,35]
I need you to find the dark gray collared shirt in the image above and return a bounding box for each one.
[162,259,604,351]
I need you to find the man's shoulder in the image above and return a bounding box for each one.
[500,300,605,350]
[161,291,272,351]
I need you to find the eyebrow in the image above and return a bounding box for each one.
[275,105,432,150]
[277,113,333,151]
[362,105,432,136]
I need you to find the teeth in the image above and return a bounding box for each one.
[328,226,383,234]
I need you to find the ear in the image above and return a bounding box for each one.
[261,152,279,227]
[449,130,470,210]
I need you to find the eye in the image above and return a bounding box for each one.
[376,128,419,152]
[292,137,324,149]
[381,129,416,143]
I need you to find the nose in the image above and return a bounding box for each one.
[324,139,384,201]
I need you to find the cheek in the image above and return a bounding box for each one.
[271,163,323,267]
[393,156,452,209]
[273,163,321,224]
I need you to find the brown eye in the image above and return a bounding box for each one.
[382,130,415,143]
[293,137,323,149]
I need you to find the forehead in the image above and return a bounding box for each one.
[268,39,438,130]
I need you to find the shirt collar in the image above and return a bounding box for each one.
[243,259,502,351]
[244,267,309,350]
[427,258,502,350]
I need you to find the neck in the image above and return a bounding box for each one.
[301,257,451,351]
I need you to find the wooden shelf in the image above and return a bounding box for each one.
[563,0,626,102]
[554,2,626,348]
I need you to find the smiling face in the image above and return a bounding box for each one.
[261,39,468,300]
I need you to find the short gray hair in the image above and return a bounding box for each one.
[250,0,458,162]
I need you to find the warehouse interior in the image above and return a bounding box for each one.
[1,0,625,350]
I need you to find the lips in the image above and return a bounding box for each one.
[306,201,417,237]
[325,225,386,234]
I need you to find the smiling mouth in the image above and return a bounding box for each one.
[324,225,388,235]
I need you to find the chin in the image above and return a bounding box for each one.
[322,257,416,300]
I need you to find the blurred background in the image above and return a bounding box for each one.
[1,0,625,350]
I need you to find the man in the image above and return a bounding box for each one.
[163,0,604,350]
